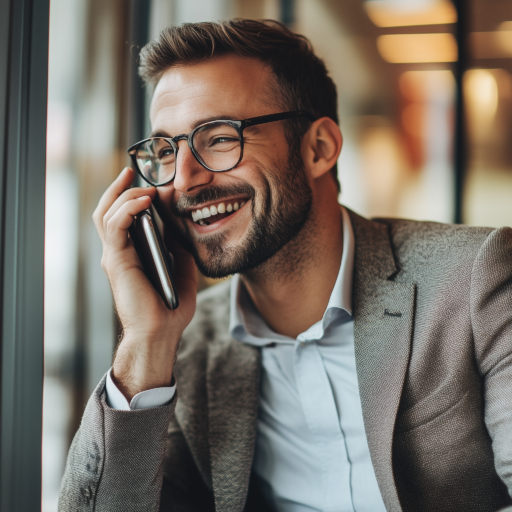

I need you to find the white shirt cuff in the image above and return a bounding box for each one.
[105,368,176,410]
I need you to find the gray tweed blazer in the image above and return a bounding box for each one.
[59,210,512,512]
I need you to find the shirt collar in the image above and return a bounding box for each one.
[229,205,355,343]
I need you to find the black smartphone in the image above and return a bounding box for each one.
[128,207,179,310]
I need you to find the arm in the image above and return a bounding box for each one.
[59,374,177,512]
[59,168,199,509]
[471,227,512,497]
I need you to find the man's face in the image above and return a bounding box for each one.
[150,55,313,278]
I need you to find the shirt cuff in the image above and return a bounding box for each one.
[105,368,176,410]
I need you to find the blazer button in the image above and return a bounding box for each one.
[80,486,92,504]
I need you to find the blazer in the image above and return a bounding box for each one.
[59,210,512,512]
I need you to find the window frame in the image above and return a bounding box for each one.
[0,0,49,509]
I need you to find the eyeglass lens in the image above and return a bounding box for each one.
[135,122,242,185]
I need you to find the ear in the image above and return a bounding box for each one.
[302,117,343,180]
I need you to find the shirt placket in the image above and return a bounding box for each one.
[294,339,355,512]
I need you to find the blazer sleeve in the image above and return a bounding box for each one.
[470,227,512,498]
[58,373,177,512]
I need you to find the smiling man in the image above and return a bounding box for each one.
[59,20,512,512]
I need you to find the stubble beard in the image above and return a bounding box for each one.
[167,149,313,279]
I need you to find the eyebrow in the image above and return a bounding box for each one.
[148,114,245,139]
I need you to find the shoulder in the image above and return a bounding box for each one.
[374,217,504,273]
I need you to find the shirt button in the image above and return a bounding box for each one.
[300,342,306,347]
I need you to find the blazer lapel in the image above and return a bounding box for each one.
[207,327,261,512]
[348,210,415,512]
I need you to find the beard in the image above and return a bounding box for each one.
[164,149,313,279]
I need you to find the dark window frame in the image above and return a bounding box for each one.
[0,0,49,509]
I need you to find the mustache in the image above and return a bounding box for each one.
[172,183,255,217]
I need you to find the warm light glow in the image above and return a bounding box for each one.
[497,31,512,54]
[399,70,455,100]
[464,69,498,122]
[365,0,457,27]
[498,21,512,32]
[377,33,457,63]
[469,30,512,59]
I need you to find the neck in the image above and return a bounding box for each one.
[241,179,343,338]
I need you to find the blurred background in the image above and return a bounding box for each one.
[43,0,512,509]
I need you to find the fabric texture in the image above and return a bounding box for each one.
[59,209,512,512]
[228,206,385,512]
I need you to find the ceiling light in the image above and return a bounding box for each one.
[464,69,498,122]
[377,33,458,63]
[365,0,457,27]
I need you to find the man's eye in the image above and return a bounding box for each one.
[210,136,238,146]
[159,148,174,158]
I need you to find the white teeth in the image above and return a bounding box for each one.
[192,200,247,223]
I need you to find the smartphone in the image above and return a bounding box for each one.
[128,207,179,310]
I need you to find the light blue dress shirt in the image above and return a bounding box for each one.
[106,206,386,512]
[229,207,386,512]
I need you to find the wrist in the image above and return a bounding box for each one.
[112,333,180,400]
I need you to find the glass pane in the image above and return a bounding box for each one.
[193,122,241,170]
[137,138,175,184]
[462,0,512,226]
[44,2,512,510]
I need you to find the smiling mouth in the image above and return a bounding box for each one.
[190,199,247,226]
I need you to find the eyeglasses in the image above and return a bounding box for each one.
[127,111,315,187]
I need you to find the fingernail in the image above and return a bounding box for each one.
[140,195,150,200]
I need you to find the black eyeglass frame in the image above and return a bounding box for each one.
[127,110,315,187]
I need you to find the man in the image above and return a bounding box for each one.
[59,19,512,512]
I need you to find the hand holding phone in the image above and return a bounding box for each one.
[92,168,198,400]
[128,208,179,310]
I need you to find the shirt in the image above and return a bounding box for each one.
[106,206,386,512]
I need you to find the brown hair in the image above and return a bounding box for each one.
[139,19,340,191]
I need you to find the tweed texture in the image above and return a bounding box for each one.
[58,374,176,511]
[59,211,512,512]
[355,212,512,512]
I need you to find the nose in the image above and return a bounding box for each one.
[172,139,214,193]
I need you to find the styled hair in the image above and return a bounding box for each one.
[139,19,340,191]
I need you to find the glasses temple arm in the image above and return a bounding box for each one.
[242,111,315,128]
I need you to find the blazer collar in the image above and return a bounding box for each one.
[348,209,415,512]
[174,284,260,511]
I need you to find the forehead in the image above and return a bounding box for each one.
[150,55,278,134]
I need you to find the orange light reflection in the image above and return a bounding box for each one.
[377,33,458,63]
[365,0,457,28]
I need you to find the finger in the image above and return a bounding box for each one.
[93,167,135,240]
[104,195,153,251]
[102,186,157,235]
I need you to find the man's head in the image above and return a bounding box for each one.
[138,20,342,278]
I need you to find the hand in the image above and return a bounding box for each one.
[92,167,198,400]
